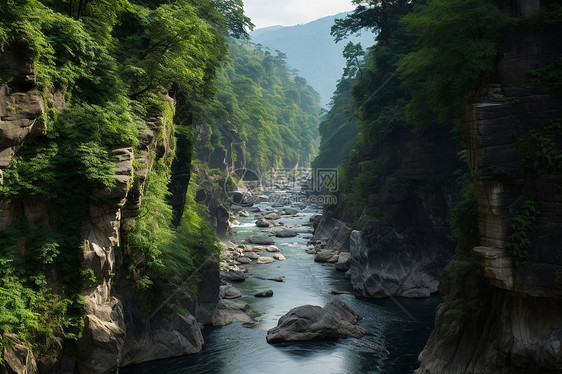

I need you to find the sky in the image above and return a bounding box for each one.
[243,0,356,29]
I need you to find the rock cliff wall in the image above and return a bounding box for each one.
[0,48,220,373]
[315,129,460,298]
[416,3,562,372]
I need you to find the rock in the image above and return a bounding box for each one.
[236,256,251,264]
[347,228,445,297]
[77,291,126,374]
[264,212,281,220]
[253,290,274,297]
[120,313,203,367]
[282,208,299,215]
[212,299,253,326]
[313,217,350,250]
[220,251,233,260]
[266,299,367,343]
[194,259,221,326]
[2,334,38,374]
[251,207,262,213]
[334,252,352,271]
[265,246,281,252]
[256,218,273,228]
[273,253,286,261]
[239,210,250,217]
[257,256,275,264]
[314,250,339,263]
[230,220,240,226]
[220,270,246,282]
[274,228,298,237]
[244,252,260,260]
[254,276,285,282]
[246,235,275,245]
[330,290,354,295]
[220,285,242,299]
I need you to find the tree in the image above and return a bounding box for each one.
[331,0,414,45]
[399,0,507,125]
[342,42,365,79]
[213,0,254,39]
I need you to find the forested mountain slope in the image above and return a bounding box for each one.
[250,13,375,108]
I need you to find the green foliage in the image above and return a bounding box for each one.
[115,1,227,99]
[400,0,508,125]
[315,0,418,219]
[125,165,220,293]
[194,41,321,171]
[127,164,174,270]
[213,0,255,39]
[529,56,562,87]
[505,200,541,259]
[449,184,478,244]
[0,219,70,361]
[311,78,359,169]
[529,120,562,170]
[0,0,255,361]
[135,276,153,291]
[342,42,365,79]
[331,0,415,45]
[163,181,220,286]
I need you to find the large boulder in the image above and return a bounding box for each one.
[212,299,253,326]
[220,285,242,299]
[264,246,281,253]
[257,256,275,264]
[120,313,203,367]
[246,235,275,245]
[253,290,274,298]
[314,250,339,263]
[274,229,298,238]
[256,218,273,228]
[264,212,281,220]
[266,299,367,343]
[335,252,352,271]
[220,270,247,282]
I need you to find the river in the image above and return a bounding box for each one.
[122,200,439,374]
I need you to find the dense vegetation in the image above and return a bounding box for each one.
[0,0,319,363]
[195,41,321,171]
[314,0,507,225]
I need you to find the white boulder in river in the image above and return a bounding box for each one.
[266,299,367,343]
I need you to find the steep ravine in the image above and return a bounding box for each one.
[0,47,223,372]
[416,3,562,372]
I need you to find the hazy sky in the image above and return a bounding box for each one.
[244,0,355,29]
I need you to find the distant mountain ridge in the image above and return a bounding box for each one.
[250,13,375,108]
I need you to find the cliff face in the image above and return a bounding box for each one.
[416,3,562,372]
[316,128,461,298]
[0,47,219,373]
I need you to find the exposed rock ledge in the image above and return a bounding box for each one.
[347,228,446,298]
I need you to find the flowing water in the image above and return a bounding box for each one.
[123,201,439,374]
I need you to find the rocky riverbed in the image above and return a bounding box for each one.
[122,184,441,374]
